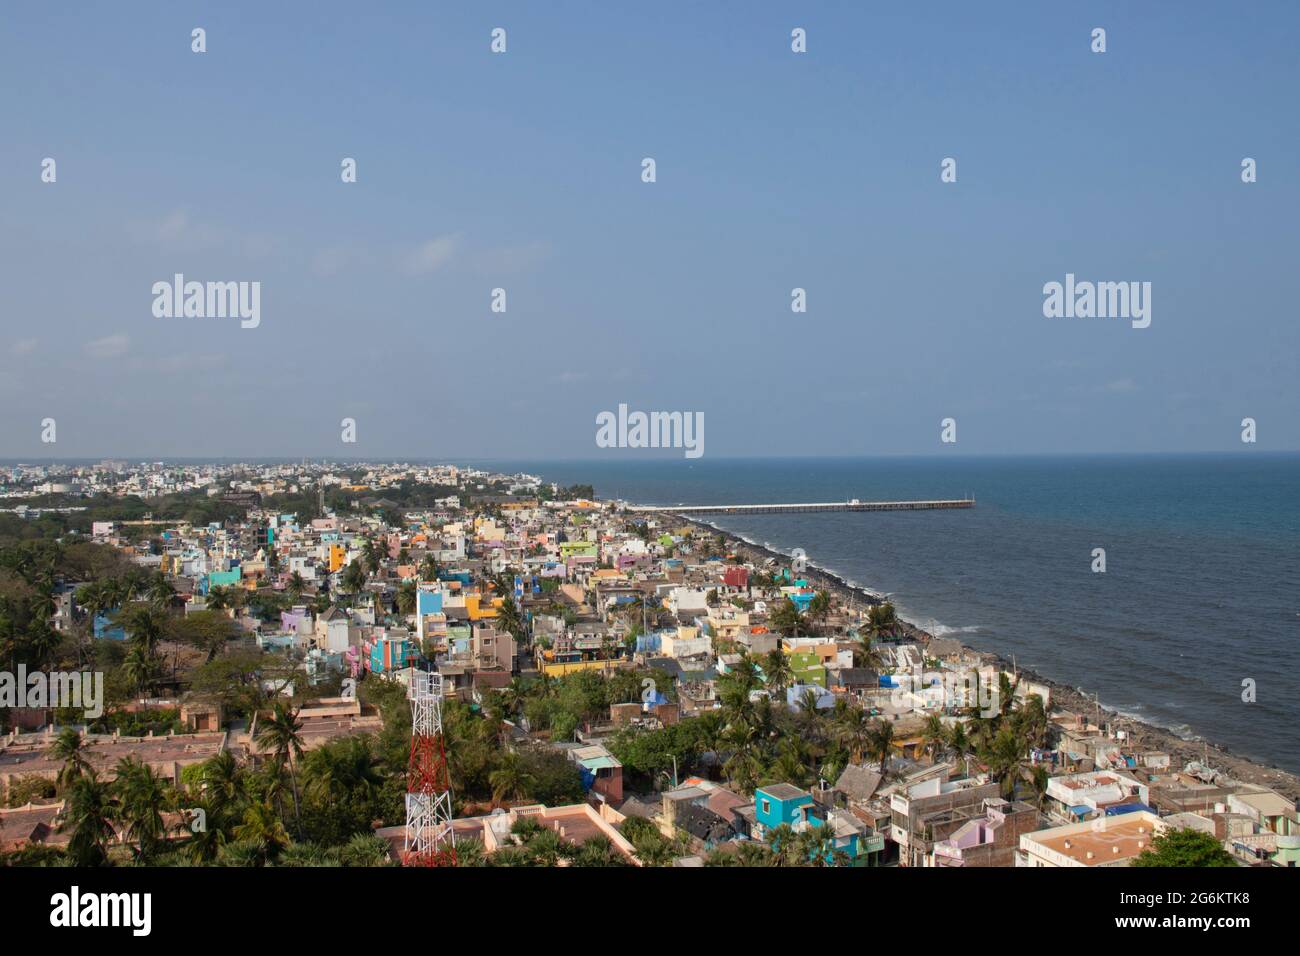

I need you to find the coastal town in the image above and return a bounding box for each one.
[1,459,1296,869]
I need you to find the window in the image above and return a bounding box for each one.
[761,799,770,815]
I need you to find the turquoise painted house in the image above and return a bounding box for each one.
[370,634,411,674]
[788,590,815,612]
[207,569,241,590]
[754,784,814,838]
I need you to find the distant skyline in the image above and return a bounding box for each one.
[7,450,1300,467]
[2,1,1297,459]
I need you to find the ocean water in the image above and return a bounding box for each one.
[484,454,1300,773]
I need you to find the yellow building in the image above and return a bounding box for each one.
[539,659,630,678]
[464,594,502,621]
[328,543,347,573]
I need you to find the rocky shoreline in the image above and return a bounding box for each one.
[645,510,1300,802]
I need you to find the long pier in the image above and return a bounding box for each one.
[630,498,974,516]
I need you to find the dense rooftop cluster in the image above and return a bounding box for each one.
[0,462,1293,868]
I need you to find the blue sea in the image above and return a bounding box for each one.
[482,454,1300,773]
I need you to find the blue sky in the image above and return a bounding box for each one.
[1,1,1297,459]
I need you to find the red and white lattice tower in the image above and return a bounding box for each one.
[403,670,456,867]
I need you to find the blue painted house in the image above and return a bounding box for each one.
[754,784,815,839]
[416,589,443,616]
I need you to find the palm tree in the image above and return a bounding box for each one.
[807,590,832,629]
[946,720,971,767]
[497,596,525,643]
[921,714,947,763]
[29,586,58,624]
[866,718,899,773]
[206,586,230,611]
[769,598,804,637]
[966,714,997,755]
[146,571,175,608]
[99,578,124,615]
[1027,764,1050,807]
[335,837,390,868]
[26,620,61,669]
[287,571,307,601]
[764,823,802,866]
[121,643,156,695]
[362,537,385,575]
[61,772,117,866]
[182,800,226,864]
[834,706,874,763]
[854,633,885,672]
[113,757,170,861]
[256,702,305,835]
[866,602,898,641]
[453,838,488,867]
[717,654,762,725]
[987,726,1029,798]
[799,822,845,867]
[338,833,393,867]
[796,687,823,723]
[75,581,109,623]
[341,560,367,594]
[396,581,417,617]
[198,751,248,813]
[49,728,93,791]
[1014,693,1050,750]
[301,736,383,806]
[488,751,535,806]
[522,828,566,867]
[121,573,146,603]
[276,841,335,867]
[721,731,764,794]
[571,835,624,867]
[419,554,439,582]
[233,800,291,865]
[733,840,775,867]
[216,839,265,867]
[119,604,165,663]
[771,738,815,789]
[498,678,527,719]
[763,649,793,696]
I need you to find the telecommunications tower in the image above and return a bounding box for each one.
[403,670,456,866]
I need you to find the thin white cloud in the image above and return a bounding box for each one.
[129,208,210,245]
[11,338,38,356]
[128,208,277,258]
[401,235,460,275]
[84,334,130,359]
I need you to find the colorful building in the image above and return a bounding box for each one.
[754,784,815,839]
